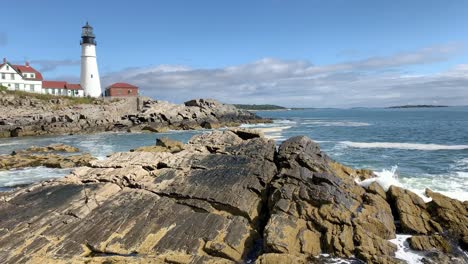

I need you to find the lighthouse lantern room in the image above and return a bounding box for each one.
[80,22,101,97]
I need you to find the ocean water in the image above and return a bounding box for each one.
[249,107,468,263]
[1,107,467,202]
[245,107,468,201]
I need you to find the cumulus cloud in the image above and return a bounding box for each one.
[101,43,468,107]
[0,32,7,46]
[31,59,80,72]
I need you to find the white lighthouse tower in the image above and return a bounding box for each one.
[80,22,102,97]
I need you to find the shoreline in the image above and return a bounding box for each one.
[0,130,466,263]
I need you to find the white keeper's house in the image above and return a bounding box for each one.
[0,58,84,97]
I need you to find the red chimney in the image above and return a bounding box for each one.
[25,61,30,67]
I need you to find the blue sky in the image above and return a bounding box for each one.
[1,0,468,107]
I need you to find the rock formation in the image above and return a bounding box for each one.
[0,132,466,263]
[0,143,95,171]
[0,93,268,138]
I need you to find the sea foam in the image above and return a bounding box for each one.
[389,235,424,264]
[341,141,468,150]
[356,166,401,191]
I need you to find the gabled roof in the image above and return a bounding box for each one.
[13,65,43,81]
[0,61,22,75]
[107,82,138,89]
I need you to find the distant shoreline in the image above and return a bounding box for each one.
[387,105,449,109]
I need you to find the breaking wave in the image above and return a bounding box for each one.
[340,141,468,151]
[0,167,71,189]
[356,165,468,202]
[389,235,424,264]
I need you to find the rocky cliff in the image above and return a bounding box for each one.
[0,92,267,138]
[0,131,466,263]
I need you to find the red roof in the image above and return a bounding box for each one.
[42,81,67,89]
[13,65,43,81]
[107,82,138,89]
[42,81,82,90]
[66,83,82,90]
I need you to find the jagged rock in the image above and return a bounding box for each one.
[367,181,387,199]
[23,143,79,153]
[408,235,452,253]
[264,136,397,263]
[0,132,463,264]
[0,152,95,171]
[421,251,467,264]
[425,189,468,248]
[0,94,267,138]
[387,186,442,235]
[0,131,277,263]
[156,137,185,152]
[255,253,309,264]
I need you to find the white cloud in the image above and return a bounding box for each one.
[100,43,468,107]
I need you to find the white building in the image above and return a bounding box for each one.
[0,58,84,97]
[80,22,102,97]
[0,59,43,93]
[42,81,84,97]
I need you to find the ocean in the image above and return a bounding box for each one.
[1,107,467,202]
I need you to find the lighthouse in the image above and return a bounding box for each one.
[80,22,101,97]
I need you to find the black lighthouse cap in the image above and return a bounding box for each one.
[81,22,96,45]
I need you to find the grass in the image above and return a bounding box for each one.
[0,85,97,105]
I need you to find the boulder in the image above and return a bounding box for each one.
[264,136,398,263]
[408,235,452,253]
[387,186,442,235]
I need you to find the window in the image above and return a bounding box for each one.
[91,74,93,78]
[11,73,14,80]
[15,84,19,90]
[31,74,35,78]
[1,73,4,79]
[6,66,9,70]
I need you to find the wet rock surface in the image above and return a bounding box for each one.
[0,132,466,263]
[0,95,268,138]
[0,144,95,171]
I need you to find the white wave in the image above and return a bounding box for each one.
[341,141,468,150]
[455,158,468,170]
[0,167,71,188]
[0,142,19,147]
[357,166,468,202]
[273,119,296,124]
[256,126,291,133]
[357,166,402,191]
[389,235,424,264]
[302,120,370,127]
